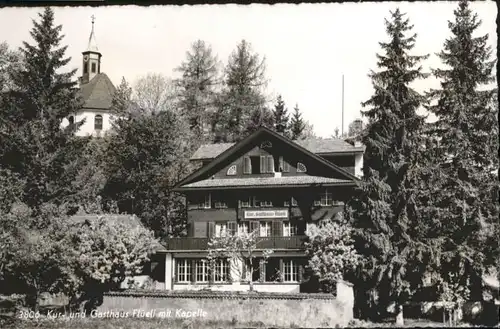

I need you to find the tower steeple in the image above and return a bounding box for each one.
[80,15,102,84]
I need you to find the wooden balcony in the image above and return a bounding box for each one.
[165,236,307,251]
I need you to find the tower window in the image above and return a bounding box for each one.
[91,62,97,73]
[94,115,103,130]
[83,63,88,74]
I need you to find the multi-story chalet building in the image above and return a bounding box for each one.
[64,17,116,137]
[158,127,364,293]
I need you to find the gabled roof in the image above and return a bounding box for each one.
[79,73,116,110]
[175,127,360,190]
[190,137,363,160]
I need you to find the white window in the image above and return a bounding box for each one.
[316,190,333,206]
[305,223,315,235]
[283,259,300,282]
[238,222,249,235]
[176,259,192,283]
[243,157,251,174]
[297,162,307,173]
[241,198,251,208]
[195,260,209,283]
[284,197,297,207]
[283,221,297,237]
[213,259,230,283]
[261,200,273,207]
[226,165,237,176]
[201,194,211,209]
[260,221,272,237]
[214,201,227,209]
[215,223,228,237]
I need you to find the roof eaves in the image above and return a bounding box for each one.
[174,181,357,191]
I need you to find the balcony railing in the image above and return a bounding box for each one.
[165,236,307,251]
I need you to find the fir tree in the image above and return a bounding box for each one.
[347,9,430,324]
[0,8,88,211]
[426,0,498,302]
[175,40,220,140]
[244,107,274,136]
[272,95,290,137]
[215,40,267,142]
[290,104,306,140]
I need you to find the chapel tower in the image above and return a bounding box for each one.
[80,15,102,84]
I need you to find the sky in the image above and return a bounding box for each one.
[0,2,497,138]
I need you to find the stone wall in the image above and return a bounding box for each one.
[97,281,354,328]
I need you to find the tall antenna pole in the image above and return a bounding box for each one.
[341,74,345,137]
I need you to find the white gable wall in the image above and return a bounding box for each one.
[61,109,117,137]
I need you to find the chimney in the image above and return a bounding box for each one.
[274,172,282,178]
[354,141,362,147]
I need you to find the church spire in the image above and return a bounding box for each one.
[87,15,99,52]
[80,14,102,84]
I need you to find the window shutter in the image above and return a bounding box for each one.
[194,221,208,238]
[267,155,274,173]
[243,157,251,174]
[272,220,283,237]
[208,222,216,238]
[191,259,196,283]
[242,260,247,281]
[260,156,266,173]
[228,221,237,236]
[259,259,265,283]
[279,259,284,282]
[283,160,290,172]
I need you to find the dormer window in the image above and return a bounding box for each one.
[68,116,74,125]
[297,162,307,173]
[226,165,237,176]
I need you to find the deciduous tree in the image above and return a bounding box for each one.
[208,230,273,292]
[133,73,178,114]
[102,110,193,237]
[175,40,220,141]
[305,212,360,293]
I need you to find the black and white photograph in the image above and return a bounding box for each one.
[0,1,497,328]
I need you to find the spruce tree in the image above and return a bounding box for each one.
[347,9,430,324]
[244,107,274,136]
[215,40,267,142]
[290,104,306,140]
[175,40,220,140]
[1,8,87,211]
[426,0,498,301]
[272,95,290,137]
